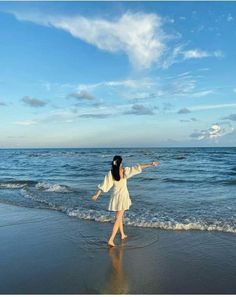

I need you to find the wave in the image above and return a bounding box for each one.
[162,178,193,183]
[175,156,186,160]
[64,207,236,234]
[28,153,52,158]
[35,182,73,193]
[140,177,156,181]
[0,180,73,193]
[0,180,37,189]
[124,218,236,233]
[20,188,65,210]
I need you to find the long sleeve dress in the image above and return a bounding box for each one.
[98,164,142,211]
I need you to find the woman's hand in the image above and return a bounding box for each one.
[91,189,102,201]
[151,161,159,167]
[140,161,159,170]
[91,194,98,201]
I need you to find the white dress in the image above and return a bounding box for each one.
[98,164,142,211]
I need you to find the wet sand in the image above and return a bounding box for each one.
[0,203,236,294]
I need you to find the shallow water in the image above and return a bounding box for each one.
[0,147,236,233]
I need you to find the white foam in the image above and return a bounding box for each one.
[20,188,61,210]
[124,219,236,233]
[0,183,27,189]
[35,182,72,193]
[66,208,113,223]
[66,208,236,234]
[18,187,236,235]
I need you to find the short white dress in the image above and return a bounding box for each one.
[98,164,142,211]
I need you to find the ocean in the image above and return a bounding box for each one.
[0,147,236,233]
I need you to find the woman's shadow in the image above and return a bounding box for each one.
[100,241,130,294]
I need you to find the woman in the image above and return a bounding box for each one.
[92,155,159,247]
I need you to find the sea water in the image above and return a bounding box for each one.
[0,147,236,233]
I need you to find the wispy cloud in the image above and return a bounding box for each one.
[40,110,79,123]
[191,90,214,97]
[77,78,155,92]
[223,114,236,121]
[162,102,174,111]
[76,75,215,103]
[0,101,6,106]
[9,10,223,71]
[124,92,157,101]
[227,13,233,22]
[183,49,224,60]
[178,107,191,114]
[10,11,166,69]
[191,103,236,111]
[13,120,37,126]
[68,90,95,100]
[79,113,111,119]
[22,96,47,107]
[124,104,155,115]
[162,45,224,69]
[180,117,197,122]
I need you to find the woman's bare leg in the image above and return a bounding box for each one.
[108,210,124,247]
[119,211,127,240]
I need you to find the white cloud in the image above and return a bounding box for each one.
[190,123,234,141]
[14,120,37,126]
[183,49,224,60]
[77,78,155,91]
[191,90,214,97]
[11,11,166,69]
[227,14,233,22]
[10,10,223,70]
[191,103,236,111]
[162,46,224,69]
[162,44,184,69]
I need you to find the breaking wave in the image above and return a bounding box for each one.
[0,180,37,189]
[35,182,73,193]
[65,208,236,234]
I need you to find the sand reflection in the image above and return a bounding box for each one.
[100,242,129,294]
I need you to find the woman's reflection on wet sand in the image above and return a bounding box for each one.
[100,242,129,294]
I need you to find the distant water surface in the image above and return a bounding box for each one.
[0,147,236,233]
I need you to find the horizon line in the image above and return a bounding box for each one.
[0,146,235,150]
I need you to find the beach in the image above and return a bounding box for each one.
[1,203,236,294]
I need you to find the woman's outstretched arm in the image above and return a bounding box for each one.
[139,161,159,170]
[91,171,114,201]
[91,189,102,201]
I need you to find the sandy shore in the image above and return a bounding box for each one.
[0,203,236,294]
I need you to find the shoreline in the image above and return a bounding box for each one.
[0,203,236,294]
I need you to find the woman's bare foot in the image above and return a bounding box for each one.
[121,234,128,240]
[108,240,115,247]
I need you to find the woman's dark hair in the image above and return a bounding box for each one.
[111,155,123,181]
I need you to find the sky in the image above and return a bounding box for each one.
[0,1,236,148]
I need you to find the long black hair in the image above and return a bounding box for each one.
[111,155,123,181]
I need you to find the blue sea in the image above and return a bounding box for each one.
[0,147,236,233]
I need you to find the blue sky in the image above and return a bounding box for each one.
[0,1,236,148]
